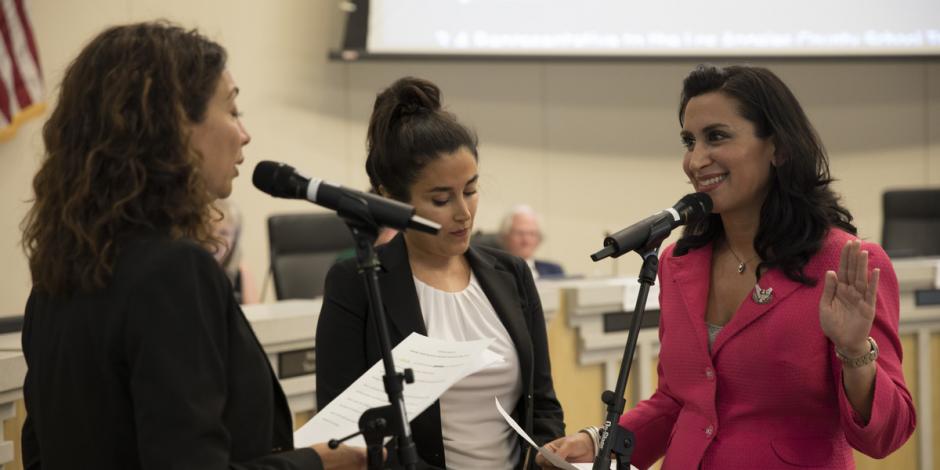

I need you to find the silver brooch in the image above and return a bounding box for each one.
[752,283,773,304]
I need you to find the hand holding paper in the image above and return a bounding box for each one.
[494,397,582,470]
[496,397,632,470]
[295,333,503,448]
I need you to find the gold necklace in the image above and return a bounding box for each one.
[726,242,759,275]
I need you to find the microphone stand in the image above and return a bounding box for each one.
[326,194,419,470]
[592,244,661,470]
[591,214,672,470]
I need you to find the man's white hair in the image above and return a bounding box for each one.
[498,204,541,237]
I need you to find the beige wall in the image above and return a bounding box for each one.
[1,1,938,315]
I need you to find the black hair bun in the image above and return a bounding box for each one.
[393,77,441,116]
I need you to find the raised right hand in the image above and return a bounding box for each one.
[536,432,595,469]
[311,443,368,470]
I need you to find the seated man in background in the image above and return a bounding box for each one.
[499,205,565,278]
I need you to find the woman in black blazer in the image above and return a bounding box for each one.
[20,22,362,470]
[316,77,565,469]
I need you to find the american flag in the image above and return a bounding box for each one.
[0,0,41,142]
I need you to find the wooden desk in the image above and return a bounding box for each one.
[0,351,25,469]
[241,299,320,418]
[0,333,19,353]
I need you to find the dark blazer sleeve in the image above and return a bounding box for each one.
[315,260,370,409]
[124,244,322,470]
[21,292,41,470]
[514,257,566,444]
[21,415,40,470]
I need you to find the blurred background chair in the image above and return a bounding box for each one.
[0,315,22,334]
[267,212,355,299]
[881,188,940,258]
[470,230,505,251]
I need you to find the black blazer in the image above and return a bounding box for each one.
[316,234,565,469]
[21,234,322,470]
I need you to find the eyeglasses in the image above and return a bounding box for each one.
[509,230,541,240]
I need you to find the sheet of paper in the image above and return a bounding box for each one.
[496,397,632,470]
[572,464,617,470]
[495,397,579,470]
[294,332,503,447]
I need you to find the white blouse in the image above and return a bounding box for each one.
[413,272,522,470]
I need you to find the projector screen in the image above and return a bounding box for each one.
[362,0,940,57]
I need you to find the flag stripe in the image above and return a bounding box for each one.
[2,0,40,102]
[0,73,11,123]
[0,2,30,110]
[0,0,41,140]
[12,0,38,77]
[0,5,14,123]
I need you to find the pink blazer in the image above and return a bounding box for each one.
[619,228,915,469]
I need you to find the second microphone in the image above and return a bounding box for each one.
[252,160,441,234]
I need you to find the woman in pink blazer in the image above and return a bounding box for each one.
[540,65,915,469]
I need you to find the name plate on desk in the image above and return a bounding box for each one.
[603,310,661,332]
[915,289,940,307]
[278,347,316,379]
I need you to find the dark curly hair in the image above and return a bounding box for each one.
[675,64,856,285]
[21,21,227,295]
[365,76,478,202]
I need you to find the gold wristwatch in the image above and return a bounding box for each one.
[835,336,878,368]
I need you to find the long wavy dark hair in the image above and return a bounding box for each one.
[674,64,855,285]
[365,76,478,202]
[21,21,227,295]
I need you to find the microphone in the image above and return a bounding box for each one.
[252,160,440,234]
[591,192,712,261]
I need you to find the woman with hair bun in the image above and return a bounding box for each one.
[316,77,566,469]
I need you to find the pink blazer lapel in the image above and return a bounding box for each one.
[666,243,714,359]
[665,242,807,359]
[710,266,803,356]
